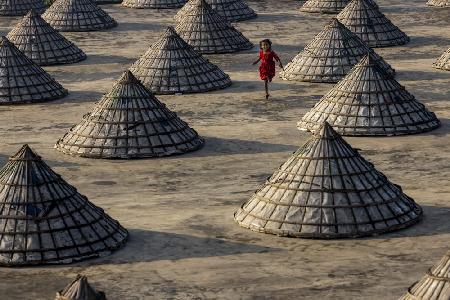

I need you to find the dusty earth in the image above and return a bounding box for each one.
[0,0,449,299]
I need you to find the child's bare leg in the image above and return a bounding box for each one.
[265,79,269,99]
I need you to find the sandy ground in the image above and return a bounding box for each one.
[0,0,449,299]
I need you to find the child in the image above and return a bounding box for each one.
[253,39,283,99]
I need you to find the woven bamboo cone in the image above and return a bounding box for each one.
[129,27,231,94]
[234,122,423,239]
[300,0,350,14]
[56,275,106,300]
[297,53,440,136]
[175,0,253,54]
[434,47,450,71]
[427,0,449,7]
[337,0,409,47]
[175,0,257,22]
[280,18,394,83]
[7,10,87,66]
[55,70,205,159]
[42,0,117,32]
[0,36,68,105]
[399,251,450,300]
[0,0,46,16]
[0,145,128,266]
[122,0,186,8]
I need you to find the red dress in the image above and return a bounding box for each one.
[259,50,279,81]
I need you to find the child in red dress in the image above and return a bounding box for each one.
[253,39,283,99]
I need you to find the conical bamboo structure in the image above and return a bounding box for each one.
[122,0,186,8]
[399,252,450,300]
[175,0,253,54]
[175,0,257,22]
[337,0,409,47]
[0,145,128,266]
[298,54,440,136]
[434,47,450,71]
[56,70,204,159]
[56,275,106,300]
[7,10,87,66]
[42,0,117,32]
[129,27,231,94]
[234,122,423,238]
[427,0,449,6]
[300,0,350,14]
[0,0,46,16]
[0,36,68,105]
[280,18,394,83]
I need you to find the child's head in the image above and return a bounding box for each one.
[260,39,272,51]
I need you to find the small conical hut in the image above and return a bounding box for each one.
[399,251,450,300]
[300,0,351,14]
[56,70,204,159]
[0,36,68,105]
[434,47,450,71]
[56,275,106,300]
[122,0,186,8]
[337,0,409,47]
[280,18,394,83]
[234,122,423,238]
[0,145,128,266]
[7,10,87,66]
[175,0,253,54]
[0,0,46,16]
[175,0,257,22]
[297,53,440,136]
[427,0,449,6]
[42,0,117,32]
[129,27,231,94]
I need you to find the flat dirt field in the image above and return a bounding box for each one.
[0,0,449,299]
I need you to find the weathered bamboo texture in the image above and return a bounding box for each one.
[399,252,450,300]
[337,0,409,47]
[56,275,106,300]
[300,0,350,14]
[175,0,257,22]
[234,122,423,238]
[7,10,86,66]
[0,145,128,266]
[55,70,204,159]
[129,27,231,94]
[42,0,117,32]
[427,0,449,6]
[434,47,450,71]
[0,0,46,16]
[0,36,68,105]
[298,54,440,136]
[280,18,394,83]
[122,0,186,8]
[175,0,253,54]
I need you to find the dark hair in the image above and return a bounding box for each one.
[259,39,272,50]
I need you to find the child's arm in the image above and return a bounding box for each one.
[274,52,283,69]
[252,57,261,65]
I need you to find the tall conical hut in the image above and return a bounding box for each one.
[300,0,350,14]
[7,10,87,66]
[280,18,394,83]
[175,0,253,54]
[234,122,423,238]
[427,0,449,6]
[0,36,68,105]
[0,0,46,16]
[0,145,128,266]
[129,27,231,94]
[175,0,257,22]
[337,0,410,47]
[42,0,117,32]
[122,0,186,8]
[56,275,106,300]
[434,47,450,71]
[399,251,450,300]
[298,53,440,136]
[56,70,204,159]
